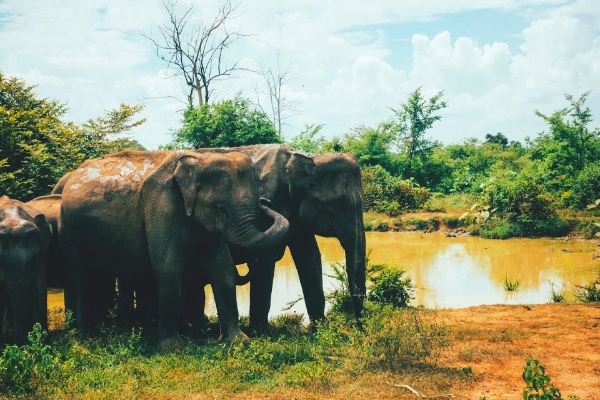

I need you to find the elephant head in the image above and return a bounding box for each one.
[173,152,289,252]
[0,196,51,344]
[286,152,366,319]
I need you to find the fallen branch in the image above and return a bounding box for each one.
[392,383,455,399]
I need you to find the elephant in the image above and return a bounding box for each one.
[26,195,65,289]
[57,149,289,345]
[0,196,52,344]
[196,144,366,333]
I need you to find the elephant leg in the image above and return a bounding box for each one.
[204,239,246,343]
[289,232,325,325]
[116,275,136,323]
[248,257,276,334]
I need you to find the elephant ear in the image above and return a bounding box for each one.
[33,214,52,252]
[173,154,200,217]
[286,153,316,198]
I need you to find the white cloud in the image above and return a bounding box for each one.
[0,0,598,149]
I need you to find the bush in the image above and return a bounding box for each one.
[361,165,432,215]
[569,163,600,210]
[360,307,448,371]
[574,269,600,302]
[478,171,569,238]
[367,264,414,308]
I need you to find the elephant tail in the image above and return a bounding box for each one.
[235,262,256,285]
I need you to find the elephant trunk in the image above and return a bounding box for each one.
[225,198,289,253]
[341,189,367,322]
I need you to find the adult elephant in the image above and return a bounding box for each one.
[198,144,366,333]
[0,196,52,344]
[26,195,64,289]
[58,149,289,345]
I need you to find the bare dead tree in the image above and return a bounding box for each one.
[143,0,246,107]
[254,53,299,138]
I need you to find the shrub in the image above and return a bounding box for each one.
[361,165,432,215]
[478,171,570,238]
[574,269,600,302]
[360,307,448,371]
[568,163,600,210]
[367,264,415,308]
[522,358,563,399]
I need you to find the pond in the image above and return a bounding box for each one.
[205,232,600,317]
[48,232,600,319]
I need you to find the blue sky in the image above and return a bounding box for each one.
[0,0,598,150]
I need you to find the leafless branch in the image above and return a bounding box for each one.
[142,0,249,107]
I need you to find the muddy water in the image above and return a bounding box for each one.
[48,232,600,320]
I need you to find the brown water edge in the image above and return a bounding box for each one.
[47,232,600,324]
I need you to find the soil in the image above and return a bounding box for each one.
[438,303,600,399]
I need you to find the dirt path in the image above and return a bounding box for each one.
[438,304,600,399]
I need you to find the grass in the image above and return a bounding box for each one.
[549,281,567,303]
[0,308,454,399]
[502,275,521,292]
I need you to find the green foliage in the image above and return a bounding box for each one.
[361,165,432,215]
[533,91,600,176]
[568,163,600,210]
[367,264,414,308]
[173,95,281,149]
[477,171,570,238]
[386,87,448,177]
[288,123,325,153]
[0,323,59,398]
[340,125,398,172]
[522,358,564,400]
[0,73,146,200]
[574,269,600,303]
[549,282,566,303]
[360,307,448,371]
[502,275,521,292]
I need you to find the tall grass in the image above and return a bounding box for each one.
[502,275,521,292]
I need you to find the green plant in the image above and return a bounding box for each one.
[367,264,415,308]
[574,269,600,302]
[0,323,58,398]
[522,358,563,399]
[549,282,566,303]
[503,275,521,292]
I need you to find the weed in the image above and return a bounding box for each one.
[522,358,579,400]
[574,268,600,302]
[367,264,414,308]
[503,275,521,292]
[549,281,566,303]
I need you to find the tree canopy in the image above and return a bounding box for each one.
[172,95,281,149]
[0,73,146,200]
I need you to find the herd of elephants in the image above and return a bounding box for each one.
[0,144,367,347]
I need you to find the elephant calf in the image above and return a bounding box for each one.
[0,196,52,345]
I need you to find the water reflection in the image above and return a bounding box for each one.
[205,232,599,317]
[47,232,599,319]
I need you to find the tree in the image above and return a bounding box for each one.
[0,73,146,200]
[534,91,600,174]
[173,95,280,148]
[484,132,508,148]
[144,0,246,107]
[288,123,324,152]
[387,87,448,177]
[255,54,298,138]
[342,125,397,173]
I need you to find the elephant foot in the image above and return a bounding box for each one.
[220,329,250,345]
[159,335,187,351]
[248,322,274,337]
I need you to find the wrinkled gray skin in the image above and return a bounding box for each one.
[197,144,366,333]
[0,196,51,345]
[26,195,64,289]
[58,150,289,344]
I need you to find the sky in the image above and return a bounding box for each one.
[0,0,599,150]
